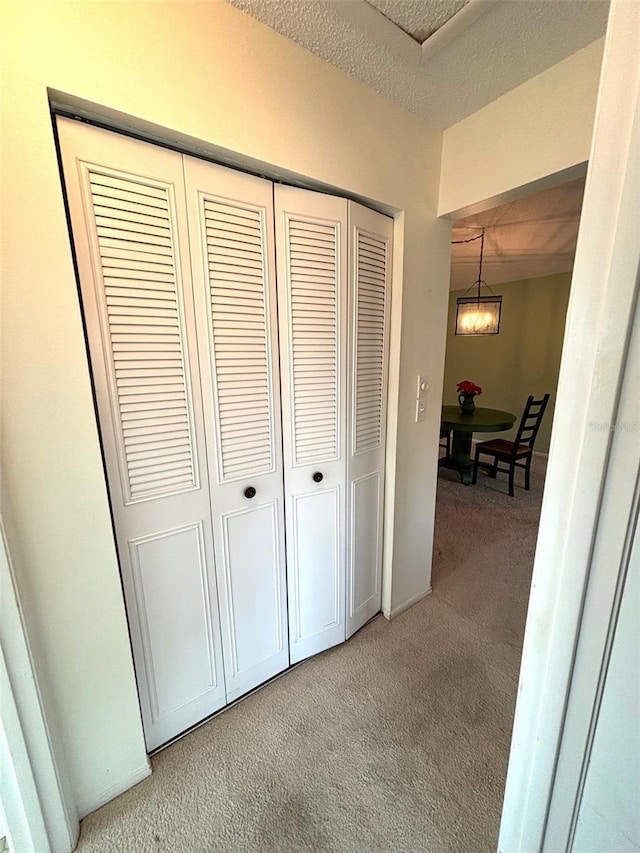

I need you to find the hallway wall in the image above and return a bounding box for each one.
[0,0,450,815]
[439,38,603,217]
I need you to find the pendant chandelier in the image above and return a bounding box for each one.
[455,229,502,336]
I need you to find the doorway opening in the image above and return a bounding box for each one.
[433,172,587,833]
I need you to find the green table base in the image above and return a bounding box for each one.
[440,406,517,485]
[440,430,475,484]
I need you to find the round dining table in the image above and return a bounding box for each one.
[440,405,517,485]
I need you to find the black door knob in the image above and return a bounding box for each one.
[312,472,323,483]
[244,486,256,499]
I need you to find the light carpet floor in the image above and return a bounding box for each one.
[76,461,545,852]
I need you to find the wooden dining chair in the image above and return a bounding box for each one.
[471,394,550,496]
[439,427,451,462]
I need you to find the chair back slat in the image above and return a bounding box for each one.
[513,394,550,452]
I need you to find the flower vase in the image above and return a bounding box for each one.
[458,392,476,414]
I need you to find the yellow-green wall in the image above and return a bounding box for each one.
[443,272,571,453]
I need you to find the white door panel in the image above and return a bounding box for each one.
[275,186,348,663]
[346,202,393,637]
[218,500,287,700]
[184,157,289,695]
[129,523,222,728]
[57,118,227,750]
[289,488,342,661]
[349,472,382,617]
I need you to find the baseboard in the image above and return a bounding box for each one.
[383,586,432,620]
[76,760,151,819]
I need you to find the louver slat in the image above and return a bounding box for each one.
[87,170,197,501]
[354,230,387,453]
[288,218,339,464]
[203,198,273,481]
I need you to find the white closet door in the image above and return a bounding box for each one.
[184,157,288,701]
[346,202,393,637]
[57,119,226,750]
[275,186,348,663]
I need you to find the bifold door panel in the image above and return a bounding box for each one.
[275,186,348,662]
[346,203,393,637]
[58,116,392,750]
[58,119,227,750]
[183,157,289,702]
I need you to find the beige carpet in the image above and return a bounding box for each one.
[76,460,544,852]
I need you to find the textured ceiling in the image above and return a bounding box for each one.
[450,178,586,291]
[366,0,468,43]
[228,0,609,129]
[226,0,593,283]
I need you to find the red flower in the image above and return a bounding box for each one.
[456,380,483,395]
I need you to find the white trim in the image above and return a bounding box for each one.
[1,646,49,853]
[551,442,639,849]
[334,0,420,66]
[381,213,405,618]
[0,523,79,852]
[419,0,496,65]
[383,586,432,620]
[498,2,640,850]
[334,0,495,67]
[76,763,151,820]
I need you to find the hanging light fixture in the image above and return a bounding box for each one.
[455,229,502,335]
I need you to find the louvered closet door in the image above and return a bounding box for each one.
[346,202,393,637]
[184,157,288,701]
[275,186,348,663]
[57,119,227,751]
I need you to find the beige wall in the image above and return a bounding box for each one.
[443,273,572,453]
[439,39,604,218]
[0,0,450,814]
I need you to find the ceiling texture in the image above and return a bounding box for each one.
[450,177,585,290]
[229,0,609,130]
[228,0,605,286]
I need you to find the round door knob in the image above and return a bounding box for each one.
[244,486,256,499]
[312,471,324,483]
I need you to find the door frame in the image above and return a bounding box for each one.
[498,1,640,848]
[0,520,79,853]
[50,103,400,739]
